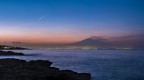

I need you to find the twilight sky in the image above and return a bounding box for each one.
[0,0,144,44]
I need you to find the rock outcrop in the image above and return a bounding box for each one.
[0,58,91,80]
[0,51,24,56]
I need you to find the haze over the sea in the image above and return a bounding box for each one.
[0,0,144,47]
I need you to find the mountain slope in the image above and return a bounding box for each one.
[67,36,109,47]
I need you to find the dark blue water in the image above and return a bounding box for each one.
[1,50,144,80]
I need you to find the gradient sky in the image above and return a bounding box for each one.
[0,0,144,43]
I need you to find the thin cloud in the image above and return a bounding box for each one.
[38,15,45,21]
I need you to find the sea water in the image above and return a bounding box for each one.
[1,50,144,80]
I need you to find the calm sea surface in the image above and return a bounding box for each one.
[1,50,144,80]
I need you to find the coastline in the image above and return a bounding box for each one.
[0,51,91,80]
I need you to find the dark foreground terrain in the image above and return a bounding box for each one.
[0,58,91,80]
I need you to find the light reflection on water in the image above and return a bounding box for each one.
[1,50,144,80]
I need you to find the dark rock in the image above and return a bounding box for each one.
[28,60,52,67]
[0,58,91,80]
[0,51,24,56]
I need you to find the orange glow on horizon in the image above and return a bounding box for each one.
[0,33,85,44]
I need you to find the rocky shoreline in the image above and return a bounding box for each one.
[0,51,24,56]
[0,51,91,80]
